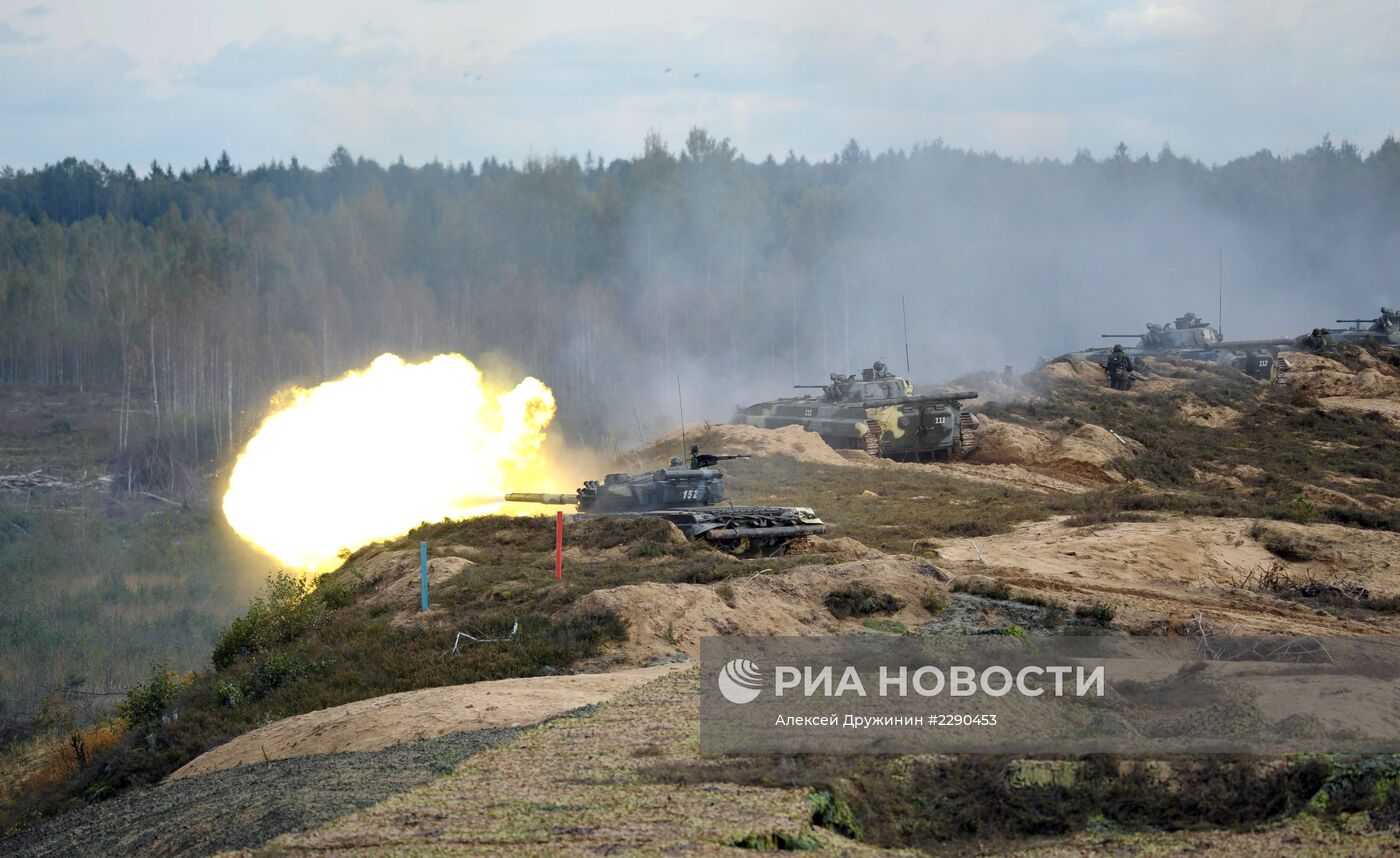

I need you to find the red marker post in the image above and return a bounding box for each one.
[555,510,564,580]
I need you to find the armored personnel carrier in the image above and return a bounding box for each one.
[504,445,826,554]
[1060,313,1291,381]
[730,361,979,462]
[1329,308,1400,347]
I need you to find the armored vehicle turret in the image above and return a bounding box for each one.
[730,361,979,462]
[504,445,826,554]
[1329,307,1400,346]
[1061,313,1292,381]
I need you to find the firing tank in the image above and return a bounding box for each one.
[1060,313,1292,381]
[1328,307,1400,347]
[504,445,826,554]
[730,360,979,462]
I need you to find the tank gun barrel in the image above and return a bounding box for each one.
[1101,334,1144,338]
[1214,338,1295,348]
[793,384,829,389]
[860,390,978,408]
[689,451,752,468]
[503,492,576,505]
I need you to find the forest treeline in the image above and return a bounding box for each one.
[2,131,1399,469]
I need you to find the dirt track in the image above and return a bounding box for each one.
[170,662,686,780]
[2,728,522,858]
[248,669,884,857]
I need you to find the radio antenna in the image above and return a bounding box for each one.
[1218,248,1224,339]
[902,294,912,375]
[676,376,687,460]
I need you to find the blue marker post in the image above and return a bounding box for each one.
[420,541,429,612]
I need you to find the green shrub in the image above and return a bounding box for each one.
[980,625,1028,638]
[951,577,1012,601]
[211,572,323,670]
[717,583,738,608]
[214,679,244,709]
[1282,494,1318,525]
[1074,603,1116,626]
[117,664,182,736]
[808,787,861,839]
[317,578,354,610]
[1363,594,1400,613]
[824,586,902,619]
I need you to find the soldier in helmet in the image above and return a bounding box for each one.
[669,456,684,468]
[1105,343,1135,390]
[872,359,893,379]
[1300,328,1334,353]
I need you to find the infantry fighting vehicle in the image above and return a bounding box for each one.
[1060,313,1292,381]
[504,446,826,554]
[1329,307,1400,347]
[730,361,979,461]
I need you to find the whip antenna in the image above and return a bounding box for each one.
[677,376,687,460]
[1218,248,1224,339]
[902,294,912,375]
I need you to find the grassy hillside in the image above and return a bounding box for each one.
[0,513,816,832]
[6,343,1400,847]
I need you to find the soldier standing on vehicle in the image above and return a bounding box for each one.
[1105,344,1135,390]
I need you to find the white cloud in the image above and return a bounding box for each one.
[0,20,37,43]
[1104,2,1216,42]
[0,0,1397,169]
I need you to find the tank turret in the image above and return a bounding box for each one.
[1331,307,1400,345]
[503,447,825,553]
[733,361,979,462]
[1068,312,1292,381]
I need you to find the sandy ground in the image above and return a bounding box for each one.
[241,669,1400,858]
[1036,357,1190,395]
[656,421,1122,495]
[572,555,949,663]
[169,663,686,780]
[1286,350,1400,399]
[243,670,895,858]
[561,513,1400,664]
[1320,394,1400,423]
[966,418,1141,484]
[932,516,1400,635]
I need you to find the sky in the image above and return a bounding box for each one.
[1,0,1398,171]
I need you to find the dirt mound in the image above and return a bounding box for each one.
[572,556,948,663]
[167,663,685,780]
[1034,356,1190,394]
[966,418,1140,483]
[785,534,887,561]
[1286,350,1400,398]
[1037,358,1107,386]
[1176,396,1242,428]
[651,422,852,467]
[1318,395,1400,424]
[347,548,478,627]
[650,423,1093,494]
[931,516,1400,636]
[1283,350,1400,423]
